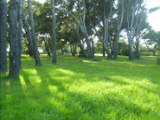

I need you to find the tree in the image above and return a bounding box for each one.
[144,30,160,56]
[28,0,42,66]
[63,0,94,59]
[9,0,20,78]
[17,0,24,68]
[124,0,144,60]
[112,0,124,59]
[51,0,57,64]
[0,0,7,73]
[102,0,113,59]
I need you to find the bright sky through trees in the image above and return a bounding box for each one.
[145,0,160,31]
[37,0,160,31]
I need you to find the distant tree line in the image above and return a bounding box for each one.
[0,0,160,78]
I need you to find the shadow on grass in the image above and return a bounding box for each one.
[1,56,160,120]
[14,67,160,119]
[55,56,160,85]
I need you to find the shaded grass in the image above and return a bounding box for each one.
[0,55,160,120]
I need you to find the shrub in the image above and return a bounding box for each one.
[157,56,160,65]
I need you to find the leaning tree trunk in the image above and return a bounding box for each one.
[0,0,7,73]
[9,0,20,78]
[113,0,124,59]
[68,0,93,59]
[74,27,86,58]
[28,0,41,66]
[44,39,51,57]
[17,0,24,68]
[23,14,34,56]
[51,0,57,64]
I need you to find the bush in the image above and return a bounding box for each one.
[157,56,160,65]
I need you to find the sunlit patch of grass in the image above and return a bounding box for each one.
[0,55,160,120]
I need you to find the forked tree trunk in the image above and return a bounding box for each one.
[74,27,86,57]
[9,0,20,78]
[71,0,94,59]
[0,0,7,73]
[103,0,113,59]
[113,0,124,59]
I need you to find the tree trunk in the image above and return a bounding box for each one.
[74,26,86,58]
[103,19,112,59]
[0,0,7,73]
[113,31,120,59]
[44,39,51,56]
[51,0,57,64]
[102,0,113,59]
[152,51,156,56]
[127,31,133,60]
[23,14,34,56]
[112,0,124,59]
[28,0,41,66]
[73,0,94,59]
[84,33,94,59]
[70,44,77,56]
[17,0,24,68]
[9,0,20,78]
[135,34,140,59]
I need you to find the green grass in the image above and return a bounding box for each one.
[0,55,160,120]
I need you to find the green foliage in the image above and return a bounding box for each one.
[143,30,160,56]
[118,40,129,56]
[1,55,160,120]
[157,56,160,65]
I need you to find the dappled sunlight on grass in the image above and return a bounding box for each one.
[48,85,58,93]
[0,56,160,120]
[22,69,38,75]
[20,75,27,90]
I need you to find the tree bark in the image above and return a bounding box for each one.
[51,0,57,64]
[44,39,51,56]
[28,0,41,66]
[113,0,124,59]
[23,14,34,56]
[17,0,24,68]
[102,0,113,59]
[127,31,133,60]
[0,0,7,73]
[70,0,94,59]
[9,0,20,78]
[74,27,86,58]
[134,1,142,59]
[126,1,136,61]
[135,30,140,59]
[103,18,112,59]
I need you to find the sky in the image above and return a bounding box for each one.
[37,0,160,31]
[145,0,160,31]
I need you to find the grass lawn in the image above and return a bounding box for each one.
[0,55,160,120]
